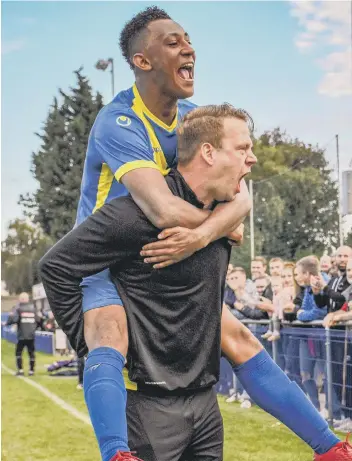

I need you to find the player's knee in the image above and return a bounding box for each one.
[84,304,129,356]
[222,323,263,365]
[236,324,262,350]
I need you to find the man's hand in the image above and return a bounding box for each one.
[140,227,208,269]
[323,312,337,328]
[256,297,273,312]
[283,302,295,313]
[234,301,244,311]
[310,275,327,294]
[227,223,245,247]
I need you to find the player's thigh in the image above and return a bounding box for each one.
[81,269,122,312]
[220,306,262,364]
[127,390,193,461]
[15,340,25,356]
[82,269,128,353]
[184,388,223,461]
[26,339,35,356]
[25,339,34,355]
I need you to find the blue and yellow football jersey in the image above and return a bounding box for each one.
[76,84,197,225]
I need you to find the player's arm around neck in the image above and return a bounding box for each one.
[122,168,212,230]
[122,169,250,239]
[124,169,251,269]
[194,179,251,244]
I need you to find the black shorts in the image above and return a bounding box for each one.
[127,387,223,461]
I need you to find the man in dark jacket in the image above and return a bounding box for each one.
[312,246,352,312]
[6,292,41,376]
[311,246,352,423]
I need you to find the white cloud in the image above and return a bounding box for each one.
[290,1,352,97]
[295,39,314,50]
[2,39,26,55]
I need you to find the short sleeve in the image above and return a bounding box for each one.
[94,110,162,182]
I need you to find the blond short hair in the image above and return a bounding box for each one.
[233,266,246,276]
[177,103,253,166]
[252,256,267,267]
[270,257,284,265]
[296,256,320,276]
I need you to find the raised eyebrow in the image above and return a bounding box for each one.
[164,31,191,40]
[237,142,253,149]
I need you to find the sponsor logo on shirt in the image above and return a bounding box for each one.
[21,318,35,323]
[116,115,131,127]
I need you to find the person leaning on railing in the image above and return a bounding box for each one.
[311,249,352,427]
[294,256,343,420]
[321,258,352,432]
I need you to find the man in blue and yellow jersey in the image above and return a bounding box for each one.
[63,6,346,461]
[75,7,251,461]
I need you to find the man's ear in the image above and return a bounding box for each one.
[132,53,152,72]
[200,143,215,166]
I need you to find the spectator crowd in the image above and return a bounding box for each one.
[224,246,352,433]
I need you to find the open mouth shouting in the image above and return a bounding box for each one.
[177,62,194,82]
[236,171,251,193]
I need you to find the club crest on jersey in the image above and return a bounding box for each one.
[116,115,131,127]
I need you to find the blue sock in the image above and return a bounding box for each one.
[84,347,129,461]
[234,350,339,454]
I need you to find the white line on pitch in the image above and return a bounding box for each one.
[1,362,91,426]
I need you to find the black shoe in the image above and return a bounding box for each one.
[16,370,24,376]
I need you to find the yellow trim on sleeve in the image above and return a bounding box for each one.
[132,84,178,132]
[115,160,167,183]
[93,163,114,213]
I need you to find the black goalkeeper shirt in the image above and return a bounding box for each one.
[39,170,231,393]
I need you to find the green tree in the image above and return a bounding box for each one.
[1,219,52,294]
[20,68,103,241]
[229,217,263,275]
[345,230,352,247]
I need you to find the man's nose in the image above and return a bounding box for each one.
[249,151,257,165]
[181,43,195,59]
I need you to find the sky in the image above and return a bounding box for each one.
[1,0,352,238]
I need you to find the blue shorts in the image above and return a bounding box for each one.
[81,269,123,313]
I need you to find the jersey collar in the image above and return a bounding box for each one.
[132,84,178,133]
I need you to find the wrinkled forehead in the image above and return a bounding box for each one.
[147,19,187,41]
[222,118,251,144]
[272,282,281,288]
[256,280,266,287]
[271,261,283,267]
[337,247,352,257]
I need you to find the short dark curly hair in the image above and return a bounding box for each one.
[119,6,171,70]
